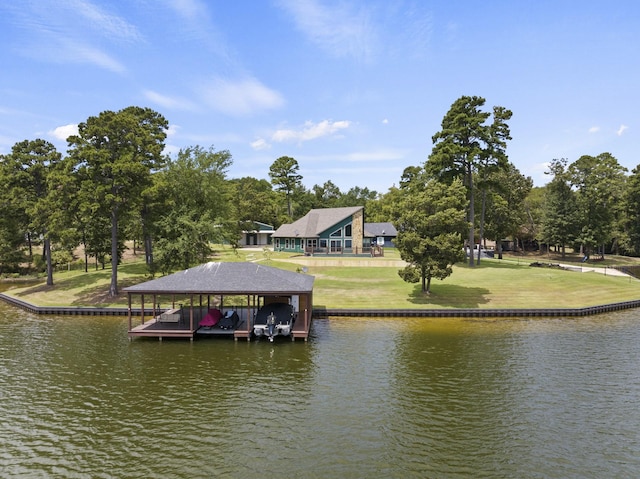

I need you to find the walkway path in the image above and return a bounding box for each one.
[557,263,630,277]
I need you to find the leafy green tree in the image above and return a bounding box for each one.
[624,165,640,255]
[152,145,233,273]
[569,153,627,258]
[0,166,26,274]
[338,186,378,207]
[67,106,168,295]
[311,180,342,208]
[230,177,280,226]
[2,139,62,285]
[269,156,303,218]
[521,186,546,252]
[426,95,512,266]
[483,163,533,259]
[393,179,467,293]
[542,159,579,257]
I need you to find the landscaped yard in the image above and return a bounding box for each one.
[3,246,639,310]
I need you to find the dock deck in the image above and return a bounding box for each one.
[128,307,312,341]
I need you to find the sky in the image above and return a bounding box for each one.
[1,1,639,194]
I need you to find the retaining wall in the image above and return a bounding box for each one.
[2,293,640,319]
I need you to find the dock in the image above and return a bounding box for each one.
[126,306,312,341]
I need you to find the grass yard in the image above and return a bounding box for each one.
[292,259,640,310]
[2,247,640,310]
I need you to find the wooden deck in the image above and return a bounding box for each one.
[128,307,313,341]
[129,317,196,339]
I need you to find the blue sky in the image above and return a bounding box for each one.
[1,1,638,194]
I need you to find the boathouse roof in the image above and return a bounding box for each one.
[123,262,314,295]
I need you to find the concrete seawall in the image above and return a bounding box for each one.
[2,293,640,319]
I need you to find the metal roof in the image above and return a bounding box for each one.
[123,262,314,295]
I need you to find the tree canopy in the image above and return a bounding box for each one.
[426,95,512,266]
[269,156,303,219]
[67,106,168,296]
[393,179,467,293]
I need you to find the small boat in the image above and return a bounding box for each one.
[197,309,240,336]
[253,302,295,341]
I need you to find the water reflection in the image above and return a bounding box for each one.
[1,302,640,478]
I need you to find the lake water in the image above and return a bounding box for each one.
[1,299,640,478]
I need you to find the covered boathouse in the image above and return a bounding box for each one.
[124,262,314,341]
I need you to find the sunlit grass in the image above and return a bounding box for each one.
[3,249,639,310]
[300,259,640,309]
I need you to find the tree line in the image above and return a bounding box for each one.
[0,106,377,295]
[1,98,639,296]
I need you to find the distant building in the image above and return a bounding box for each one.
[364,222,397,248]
[238,221,274,246]
[272,206,393,255]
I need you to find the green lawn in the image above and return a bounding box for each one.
[4,251,639,310]
[297,259,640,309]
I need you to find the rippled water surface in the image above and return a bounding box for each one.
[1,300,640,478]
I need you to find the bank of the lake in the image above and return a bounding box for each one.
[1,256,640,319]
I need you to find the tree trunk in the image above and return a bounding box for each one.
[110,206,119,297]
[425,275,432,294]
[44,235,53,286]
[477,189,486,265]
[467,162,475,267]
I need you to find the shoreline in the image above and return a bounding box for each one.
[2,292,640,319]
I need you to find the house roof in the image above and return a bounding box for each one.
[272,206,363,238]
[364,222,398,237]
[123,262,314,295]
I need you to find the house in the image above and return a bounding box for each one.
[238,221,274,247]
[272,206,379,255]
[364,222,398,248]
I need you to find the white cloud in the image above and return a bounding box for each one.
[5,1,141,73]
[199,76,284,116]
[49,123,78,141]
[72,0,143,43]
[272,120,351,143]
[143,90,197,111]
[617,124,628,136]
[67,42,126,73]
[342,148,405,162]
[166,124,180,137]
[276,0,376,61]
[250,138,271,150]
[165,0,208,21]
[382,118,389,124]
[588,126,600,133]
[163,143,181,157]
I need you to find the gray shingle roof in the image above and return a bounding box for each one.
[364,222,397,237]
[272,206,363,238]
[123,262,314,295]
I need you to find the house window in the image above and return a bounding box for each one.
[345,239,352,249]
[307,239,317,251]
[345,224,352,237]
[275,238,280,249]
[330,228,342,237]
[285,238,290,249]
[320,239,327,248]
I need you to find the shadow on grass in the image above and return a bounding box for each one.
[69,277,142,306]
[13,263,149,306]
[15,272,104,296]
[408,283,491,308]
